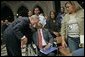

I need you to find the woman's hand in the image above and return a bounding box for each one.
[62,41,67,48]
[61,36,67,48]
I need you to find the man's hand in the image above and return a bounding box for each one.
[21,36,28,48]
[43,43,52,51]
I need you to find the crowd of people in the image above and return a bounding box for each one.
[1,1,84,56]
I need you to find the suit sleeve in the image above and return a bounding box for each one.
[32,32,37,45]
[13,19,28,39]
[46,29,53,44]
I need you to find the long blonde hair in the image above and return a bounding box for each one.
[65,1,83,12]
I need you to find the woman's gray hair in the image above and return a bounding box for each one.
[65,1,83,11]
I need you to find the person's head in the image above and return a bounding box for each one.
[1,20,4,25]
[65,1,82,14]
[28,10,33,17]
[33,5,44,15]
[45,15,48,20]
[5,19,8,24]
[29,15,39,26]
[49,10,56,19]
[61,6,65,13]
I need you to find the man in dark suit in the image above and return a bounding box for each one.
[3,15,39,56]
[32,23,56,56]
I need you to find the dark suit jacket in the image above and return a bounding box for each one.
[2,17,34,56]
[1,23,8,34]
[32,28,53,47]
[3,17,33,43]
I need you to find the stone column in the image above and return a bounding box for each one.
[13,11,17,20]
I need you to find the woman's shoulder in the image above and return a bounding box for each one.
[76,9,84,17]
[64,13,69,17]
[77,9,84,13]
[62,13,69,22]
[76,9,84,14]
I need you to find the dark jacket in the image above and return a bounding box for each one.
[3,17,33,43]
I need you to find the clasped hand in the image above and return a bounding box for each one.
[21,36,28,48]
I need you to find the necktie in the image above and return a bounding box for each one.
[38,29,42,49]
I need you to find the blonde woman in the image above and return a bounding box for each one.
[60,1,84,52]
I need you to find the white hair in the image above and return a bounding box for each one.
[30,15,39,20]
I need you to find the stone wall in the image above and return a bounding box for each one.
[1,1,55,19]
[1,1,71,21]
